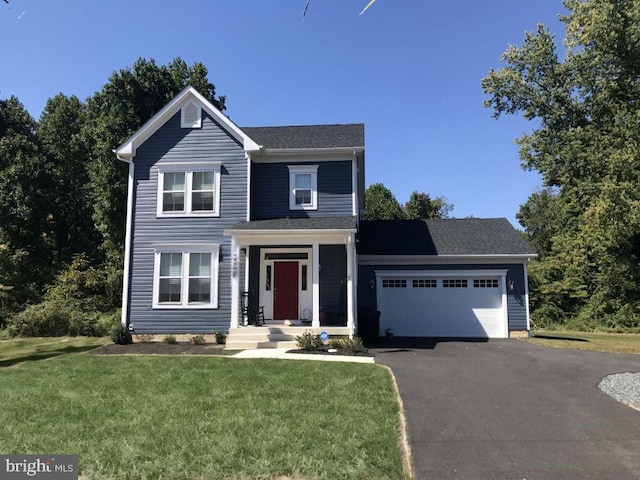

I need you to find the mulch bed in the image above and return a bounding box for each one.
[89,343,232,356]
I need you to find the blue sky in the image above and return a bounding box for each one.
[1,0,568,226]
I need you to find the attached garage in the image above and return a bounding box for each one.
[376,271,508,338]
[357,218,538,339]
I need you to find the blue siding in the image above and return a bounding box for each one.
[320,245,347,325]
[127,111,247,333]
[357,263,529,332]
[251,161,353,219]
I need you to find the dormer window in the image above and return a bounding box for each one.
[288,165,318,210]
[181,100,202,128]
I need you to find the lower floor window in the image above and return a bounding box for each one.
[154,245,219,308]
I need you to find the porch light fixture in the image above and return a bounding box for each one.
[508,280,514,291]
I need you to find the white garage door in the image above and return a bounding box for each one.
[377,272,508,338]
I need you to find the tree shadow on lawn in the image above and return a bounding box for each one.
[0,344,101,368]
[530,333,589,342]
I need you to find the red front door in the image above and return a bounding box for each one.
[273,261,299,320]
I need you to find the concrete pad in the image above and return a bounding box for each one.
[232,349,375,363]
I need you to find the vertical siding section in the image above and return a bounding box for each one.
[251,161,353,219]
[357,263,529,332]
[128,111,247,333]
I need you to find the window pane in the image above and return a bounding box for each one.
[192,191,214,211]
[188,278,211,303]
[301,265,307,291]
[192,171,214,190]
[160,253,182,277]
[159,278,181,303]
[295,173,312,189]
[189,253,211,277]
[163,192,185,211]
[163,172,185,191]
[295,189,312,205]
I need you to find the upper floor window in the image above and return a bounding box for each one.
[288,165,318,210]
[157,162,221,217]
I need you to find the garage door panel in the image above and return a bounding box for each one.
[378,275,506,338]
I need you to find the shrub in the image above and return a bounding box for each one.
[295,331,323,351]
[8,302,71,337]
[162,334,177,344]
[328,337,344,349]
[214,331,227,345]
[340,336,366,354]
[111,324,132,345]
[136,334,154,343]
[192,334,206,345]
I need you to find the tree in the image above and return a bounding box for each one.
[482,0,640,329]
[404,191,453,219]
[0,96,54,306]
[364,184,454,220]
[38,94,98,264]
[363,183,404,220]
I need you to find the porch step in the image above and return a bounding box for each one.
[225,326,351,350]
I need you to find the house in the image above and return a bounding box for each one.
[116,86,536,344]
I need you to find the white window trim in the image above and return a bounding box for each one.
[288,165,318,211]
[157,162,221,217]
[181,100,202,128]
[152,243,220,309]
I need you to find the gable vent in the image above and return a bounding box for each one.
[181,101,201,128]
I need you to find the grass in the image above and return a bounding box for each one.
[522,330,640,354]
[0,354,406,480]
[0,336,110,367]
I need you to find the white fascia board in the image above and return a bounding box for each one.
[359,254,537,265]
[115,86,260,159]
[225,229,356,247]
[251,147,364,162]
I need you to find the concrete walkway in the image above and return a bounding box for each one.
[232,348,375,363]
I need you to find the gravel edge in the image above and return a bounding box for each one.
[598,372,640,410]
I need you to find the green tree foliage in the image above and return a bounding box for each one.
[0,97,54,306]
[38,94,98,264]
[364,184,454,220]
[404,191,453,219]
[363,183,405,220]
[483,0,640,330]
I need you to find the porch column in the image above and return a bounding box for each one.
[346,234,355,338]
[312,242,320,328]
[230,237,241,329]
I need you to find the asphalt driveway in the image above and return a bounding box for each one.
[372,339,640,480]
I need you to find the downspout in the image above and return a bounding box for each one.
[116,153,135,328]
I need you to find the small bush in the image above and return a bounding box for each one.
[328,337,344,349]
[295,331,323,351]
[341,336,366,354]
[214,331,227,345]
[162,334,177,344]
[136,334,154,343]
[111,324,132,345]
[192,334,206,345]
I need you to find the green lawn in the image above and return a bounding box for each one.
[0,353,407,480]
[0,336,110,367]
[522,330,640,354]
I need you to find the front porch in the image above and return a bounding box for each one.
[225,325,351,350]
[224,217,358,342]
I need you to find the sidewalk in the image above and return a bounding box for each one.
[232,348,375,363]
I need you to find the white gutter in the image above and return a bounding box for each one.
[116,152,134,327]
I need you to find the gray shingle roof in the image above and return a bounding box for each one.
[358,218,537,256]
[231,216,358,231]
[241,124,364,150]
